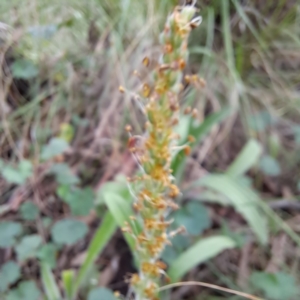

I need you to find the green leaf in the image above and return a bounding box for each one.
[41,138,69,160]
[172,108,232,184]
[0,261,20,292]
[58,186,94,216]
[250,272,299,300]
[18,160,33,179]
[196,174,268,244]
[227,139,262,177]
[62,269,75,300]
[20,202,39,221]
[73,212,117,298]
[51,219,88,246]
[168,236,236,281]
[248,110,276,132]
[49,164,79,185]
[1,261,20,284]
[96,176,129,206]
[41,262,62,300]
[2,166,26,185]
[37,244,57,269]
[259,155,281,176]
[103,192,138,251]
[11,59,38,79]
[15,235,42,262]
[162,234,191,265]
[6,281,40,300]
[42,217,53,229]
[88,287,117,300]
[173,202,211,235]
[0,222,22,248]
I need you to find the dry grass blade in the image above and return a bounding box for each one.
[158,281,265,300]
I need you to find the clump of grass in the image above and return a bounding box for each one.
[120,2,202,300]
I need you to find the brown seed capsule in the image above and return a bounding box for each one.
[184,145,191,156]
[171,118,179,126]
[184,106,192,114]
[178,58,186,70]
[184,75,191,83]
[199,77,206,87]
[164,43,173,53]
[125,124,132,132]
[188,135,195,143]
[159,64,170,72]
[142,56,150,67]
[192,108,198,119]
[142,83,151,97]
[127,137,137,149]
[119,85,125,93]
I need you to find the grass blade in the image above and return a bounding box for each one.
[103,191,140,252]
[168,236,236,282]
[227,139,262,177]
[41,262,62,300]
[221,0,235,73]
[62,270,75,300]
[197,174,268,244]
[72,211,117,299]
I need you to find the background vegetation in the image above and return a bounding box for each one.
[0,0,300,299]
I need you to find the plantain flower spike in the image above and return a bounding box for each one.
[123,2,202,300]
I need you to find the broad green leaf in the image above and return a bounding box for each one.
[58,186,94,216]
[88,287,117,300]
[2,166,26,185]
[18,160,33,178]
[62,270,75,300]
[173,202,211,235]
[42,217,53,229]
[49,164,79,185]
[41,262,62,300]
[162,234,191,265]
[248,110,276,132]
[6,281,40,300]
[0,222,22,248]
[15,235,42,261]
[73,212,117,298]
[1,261,20,284]
[20,202,39,221]
[51,219,88,246]
[250,272,299,300]
[96,176,129,206]
[172,108,232,184]
[259,155,281,177]
[0,261,20,292]
[196,174,268,244]
[41,138,69,160]
[168,236,236,281]
[227,139,262,177]
[11,59,38,79]
[37,244,57,268]
[103,192,138,251]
